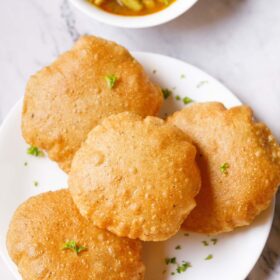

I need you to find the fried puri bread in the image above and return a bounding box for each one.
[69,112,201,241]
[168,102,280,234]
[22,35,162,173]
[6,190,145,280]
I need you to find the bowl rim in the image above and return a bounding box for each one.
[69,0,198,28]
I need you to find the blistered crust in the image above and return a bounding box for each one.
[22,35,162,172]
[168,102,280,234]
[6,190,145,280]
[69,112,201,241]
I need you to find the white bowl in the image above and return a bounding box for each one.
[69,0,198,28]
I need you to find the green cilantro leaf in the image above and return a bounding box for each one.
[63,240,87,255]
[205,254,213,260]
[202,240,209,246]
[162,88,172,99]
[211,238,218,245]
[183,96,193,105]
[220,162,230,175]
[176,261,192,273]
[165,257,177,265]
[105,75,117,89]
[27,146,44,157]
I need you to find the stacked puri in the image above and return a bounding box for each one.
[68,112,201,241]
[21,35,162,173]
[168,103,280,234]
[7,35,280,279]
[7,190,145,280]
[8,35,199,280]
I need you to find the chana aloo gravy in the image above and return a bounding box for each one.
[91,0,175,16]
[6,35,280,280]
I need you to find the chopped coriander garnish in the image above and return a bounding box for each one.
[171,272,175,275]
[211,238,218,245]
[176,261,192,273]
[220,162,229,175]
[175,95,181,100]
[34,181,39,187]
[27,146,44,157]
[63,240,87,255]
[24,162,28,166]
[105,75,117,89]
[175,245,181,250]
[205,254,213,260]
[197,80,209,88]
[165,257,177,265]
[180,74,186,79]
[162,88,172,99]
[183,96,193,105]
[202,240,209,246]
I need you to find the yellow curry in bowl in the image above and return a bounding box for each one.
[90,0,176,16]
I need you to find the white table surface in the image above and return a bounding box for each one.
[0,0,279,279]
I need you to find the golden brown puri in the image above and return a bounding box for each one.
[22,35,163,173]
[168,102,280,234]
[6,190,145,280]
[69,112,201,241]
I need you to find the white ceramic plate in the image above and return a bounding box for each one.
[0,53,274,280]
